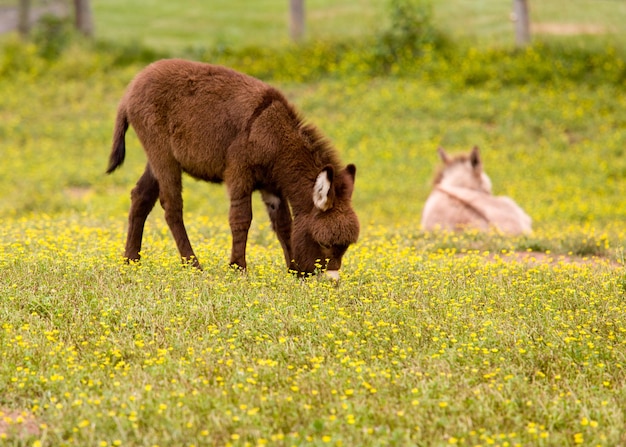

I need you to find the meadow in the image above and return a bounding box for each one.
[1,1,626,446]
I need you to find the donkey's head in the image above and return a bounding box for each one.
[435,146,492,194]
[291,164,359,279]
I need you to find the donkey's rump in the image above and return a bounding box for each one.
[433,185,532,234]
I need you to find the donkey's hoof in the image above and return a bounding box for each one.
[229,262,246,273]
[182,257,203,270]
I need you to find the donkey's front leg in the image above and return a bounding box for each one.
[228,195,253,270]
[261,190,293,269]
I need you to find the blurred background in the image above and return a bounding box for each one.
[2,0,626,53]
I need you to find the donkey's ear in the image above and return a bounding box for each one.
[437,147,450,164]
[345,164,356,183]
[313,165,335,211]
[470,146,482,170]
[342,164,357,199]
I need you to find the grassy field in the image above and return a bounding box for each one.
[92,0,387,52]
[1,1,626,446]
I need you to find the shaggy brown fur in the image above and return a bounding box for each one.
[421,146,532,235]
[107,59,359,275]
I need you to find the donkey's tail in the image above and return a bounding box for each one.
[106,102,130,174]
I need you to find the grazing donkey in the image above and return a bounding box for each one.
[421,146,532,235]
[107,59,359,278]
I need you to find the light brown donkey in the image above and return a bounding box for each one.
[421,146,532,235]
[107,59,359,278]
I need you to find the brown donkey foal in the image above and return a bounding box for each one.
[107,59,359,278]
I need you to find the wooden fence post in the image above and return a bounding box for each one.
[74,0,94,37]
[289,0,305,42]
[18,0,31,36]
[513,0,530,47]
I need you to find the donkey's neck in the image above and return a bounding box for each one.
[273,138,340,216]
[251,103,341,214]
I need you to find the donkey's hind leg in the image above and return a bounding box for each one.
[125,164,160,263]
[261,190,293,269]
[154,162,202,269]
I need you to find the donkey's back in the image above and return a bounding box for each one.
[108,59,288,181]
[422,187,532,234]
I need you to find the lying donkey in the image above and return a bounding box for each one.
[421,146,532,235]
[107,59,359,278]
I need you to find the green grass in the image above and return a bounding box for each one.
[1,216,625,446]
[91,0,388,52]
[2,1,626,445]
[5,0,626,55]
